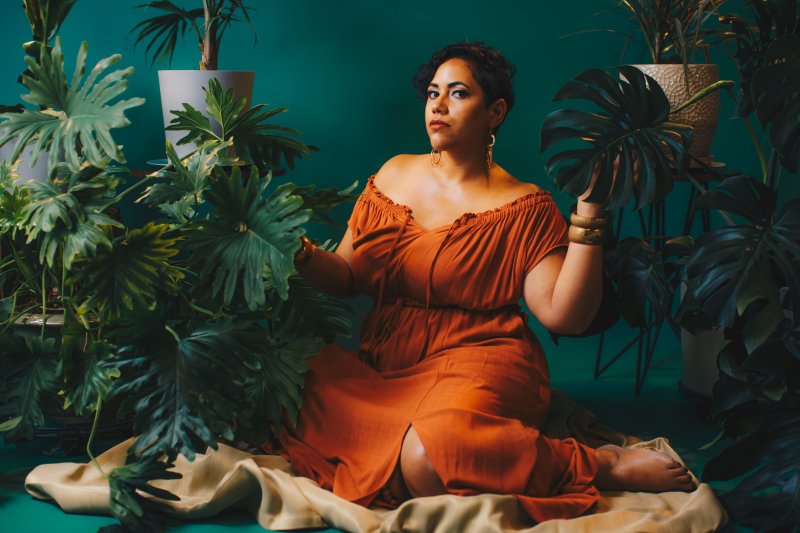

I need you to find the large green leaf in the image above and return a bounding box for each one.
[59,339,120,417]
[0,38,144,176]
[19,173,121,269]
[606,235,693,328]
[243,335,321,442]
[0,335,59,442]
[686,175,800,352]
[185,167,311,309]
[110,320,264,463]
[166,78,316,172]
[753,33,800,173]
[540,65,693,210]
[75,223,183,320]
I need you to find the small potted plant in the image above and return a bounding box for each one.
[610,0,731,165]
[131,0,260,158]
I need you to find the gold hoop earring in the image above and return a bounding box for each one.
[487,133,496,166]
[431,148,441,167]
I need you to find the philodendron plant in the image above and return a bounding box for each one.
[541,0,800,527]
[1,34,358,532]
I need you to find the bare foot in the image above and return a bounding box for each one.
[594,444,697,492]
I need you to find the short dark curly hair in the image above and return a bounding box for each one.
[412,42,516,127]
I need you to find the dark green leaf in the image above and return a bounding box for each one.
[753,33,800,172]
[185,167,311,309]
[540,66,693,209]
[75,223,183,320]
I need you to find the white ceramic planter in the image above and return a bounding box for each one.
[157,70,255,159]
[0,140,49,183]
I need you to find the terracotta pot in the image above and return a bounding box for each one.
[632,64,720,167]
[157,70,255,159]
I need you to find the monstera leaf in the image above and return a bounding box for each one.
[540,65,693,210]
[606,236,693,328]
[110,320,265,463]
[185,166,311,309]
[753,34,800,173]
[292,180,360,225]
[277,274,354,344]
[75,223,183,321]
[685,175,800,353]
[0,38,144,176]
[166,78,316,172]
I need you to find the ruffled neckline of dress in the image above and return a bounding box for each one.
[365,175,552,232]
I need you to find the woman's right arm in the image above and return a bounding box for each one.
[295,228,358,299]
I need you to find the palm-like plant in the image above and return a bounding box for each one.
[542,0,800,527]
[132,0,254,70]
[617,0,729,64]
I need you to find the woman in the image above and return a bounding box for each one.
[280,42,695,523]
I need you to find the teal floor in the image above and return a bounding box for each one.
[0,331,732,532]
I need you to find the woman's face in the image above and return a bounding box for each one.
[425,58,503,153]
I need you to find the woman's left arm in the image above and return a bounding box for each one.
[522,199,606,336]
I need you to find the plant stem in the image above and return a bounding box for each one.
[671,80,735,114]
[40,268,46,337]
[87,397,108,479]
[105,174,155,208]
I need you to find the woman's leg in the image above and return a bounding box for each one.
[399,425,447,498]
[399,425,696,497]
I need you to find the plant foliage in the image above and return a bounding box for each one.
[540,65,693,210]
[0,38,145,177]
[166,78,317,172]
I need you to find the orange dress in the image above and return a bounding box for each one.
[278,176,600,523]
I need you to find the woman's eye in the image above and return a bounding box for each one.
[427,90,439,99]
[452,90,468,98]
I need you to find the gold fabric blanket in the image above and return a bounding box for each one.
[24,390,727,532]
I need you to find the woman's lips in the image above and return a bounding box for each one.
[429,121,449,129]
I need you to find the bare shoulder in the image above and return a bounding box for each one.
[373,154,427,194]
[493,168,545,199]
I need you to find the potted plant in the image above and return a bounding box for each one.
[0,35,146,446]
[131,0,261,158]
[610,0,731,165]
[541,0,800,526]
[0,0,77,182]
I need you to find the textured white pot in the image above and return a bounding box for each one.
[632,64,721,166]
[157,70,255,159]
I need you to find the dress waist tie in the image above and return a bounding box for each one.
[417,221,460,363]
[369,210,411,363]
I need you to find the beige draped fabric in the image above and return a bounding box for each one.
[24,390,727,532]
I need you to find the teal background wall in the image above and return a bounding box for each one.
[1,0,791,385]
